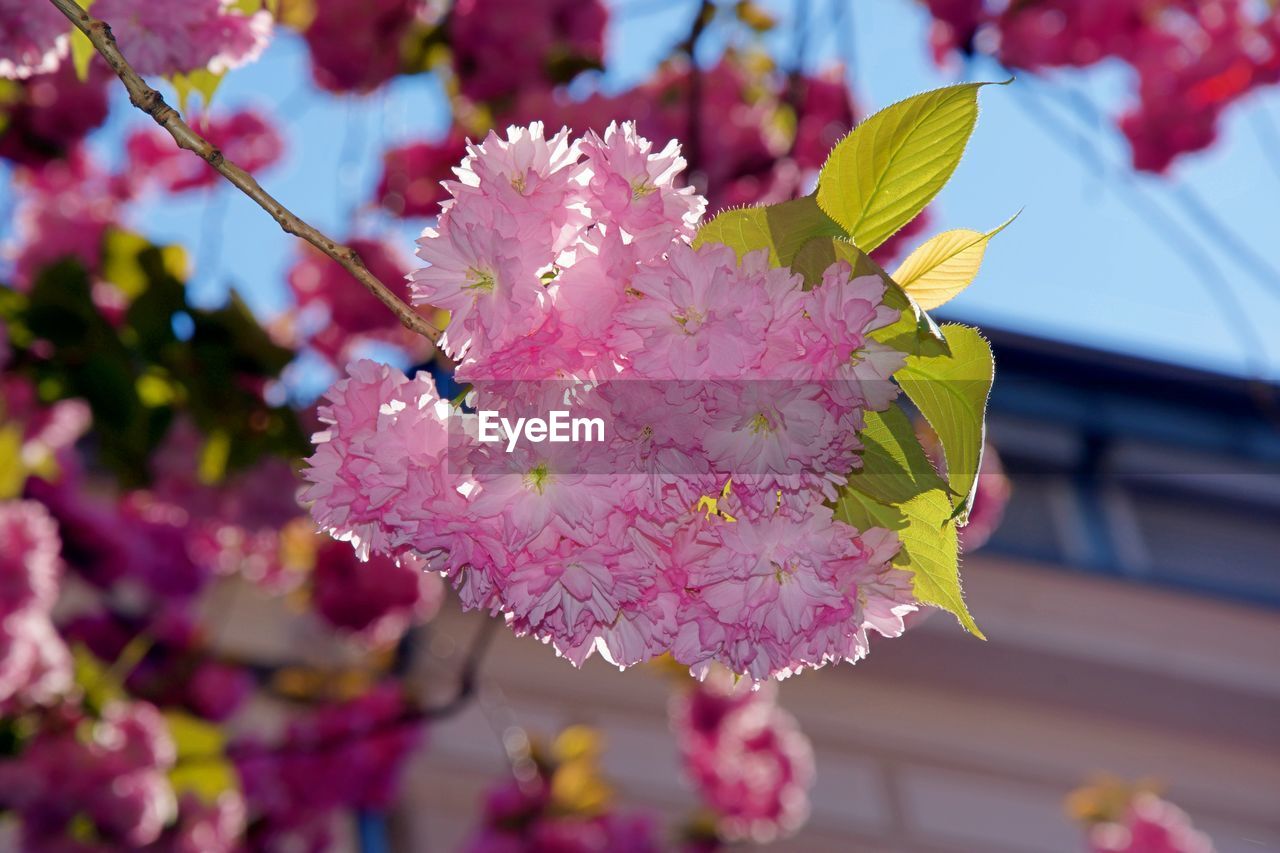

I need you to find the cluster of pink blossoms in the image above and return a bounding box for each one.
[0,0,68,80]
[0,61,111,166]
[0,0,270,80]
[670,673,814,843]
[0,501,71,712]
[1088,792,1216,853]
[233,682,425,850]
[925,0,1280,172]
[467,765,660,853]
[0,698,179,849]
[127,109,283,194]
[305,122,917,681]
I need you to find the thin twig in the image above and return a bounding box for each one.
[47,0,439,341]
[781,0,810,161]
[680,0,714,185]
[1027,72,1280,304]
[1011,83,1280,420]
[419,615,500,720]
[178,617,503,767]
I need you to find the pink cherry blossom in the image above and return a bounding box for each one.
[411,209,548,362]
[671,673,814,843]
[302,360,454,560]
[311,538,444,646]
[0,698,177,848]
[580,121,705,260]
[0,500,72,710]
[6,148,133,289]
[375,135,469,218]
[450,0,607,103]
[127,109,283,193]
[92,0,271,77]
[306,125,917,682]
[444,122,591,254]
[1089,792,1216,853]
[610,243,790,380]
[0,61,111,167]
[0,0,68,79]
[303,0,423,93]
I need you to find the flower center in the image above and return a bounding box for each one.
[631,179,656,200]
[465,267,496,294]
[672,305,705,332]
[748,412,774,434]
[524,462,549,494]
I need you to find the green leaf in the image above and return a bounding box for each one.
[68,0,96,81]
[734,0,777,31]
[816,82,996,251]
[693,196,844,268]
[101,229,187,301]
[0,426,25,500]
[71,644,125,713]
[834,486,982,637]
[165,711,240,802]
[197,429,231,485]
[846,404,950,505]
[891,212,1018,310]
[872,275,948,357]
[895,324,995,520]
[168,69,225,113]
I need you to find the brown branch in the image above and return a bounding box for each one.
[680,0,714,185]
[177,617,502,767]
[47,0,440,341]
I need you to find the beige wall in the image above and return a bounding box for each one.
[395,555,1280,852]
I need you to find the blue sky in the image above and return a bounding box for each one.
[5,0,1280,380]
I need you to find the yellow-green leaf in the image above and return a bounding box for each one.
[165,711,240,802]
[891,213,1018,310]
[67,0,97,80]
[168,69,225,113]
[72,644,125,711]
[198,430,232,485]
[0,425,26,499]
[846,404,951,506]
[816,82,997,252]
[895,324,995,519]
[833,486,982,637]
[693,196,844,268]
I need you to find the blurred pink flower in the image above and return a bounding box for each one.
[0,0,68,79]
[450,0,607,102]
[92,0,271,76]
[287,236,419,362]
[671,674,814,843]
[1090,792,1216,853]
[7,148,132,289]
[0,698,177,848]
[374,135,469,218]
[127,109,283,192]
[233,682,425,845]
[303,0,423,93]
[0,500,71,711]
[0,61,111,166]
[310,538,444,645]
